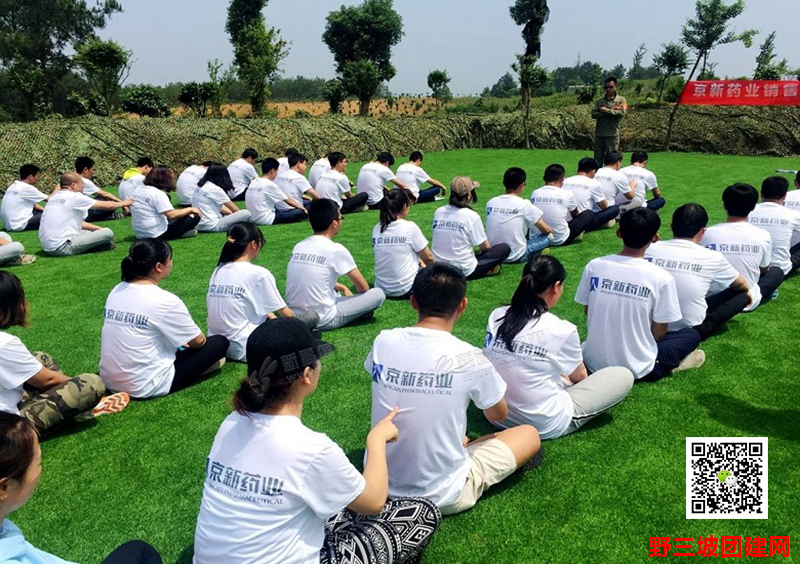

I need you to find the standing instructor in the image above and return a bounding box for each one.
[591,76,627,164]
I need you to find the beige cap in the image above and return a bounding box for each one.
[450,176,480,197]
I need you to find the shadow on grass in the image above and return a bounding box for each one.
[696,393,800,442]
[176,543,194,564]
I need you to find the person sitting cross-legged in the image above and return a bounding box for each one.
[314,152,369,214]
[0,232,34,266]
[193,165,253,233]
[395,151,447,203]
[563,158,618,232]
[356,152,411,210]
[620,151,665,211]
[275,153,319,214]
[75,156,129,222]
[749,176,800,278]
[119,156,155,201]
[593,151,636,228]
[531,164,594,247]
[246,158,308,226]
[366,263,542,515]
[0,164,47,232]
[130,165,201,240]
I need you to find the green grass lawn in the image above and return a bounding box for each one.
[6,149,799,563]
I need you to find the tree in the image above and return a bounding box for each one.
[0,0,122,120]
[120,85,171,118]
[483,73,519,98]
[653,42,689,102]
[323,78,348,114]
[753,31,790,80]
[666,0,758,149]
[322,0,404,116]
[628,44,649,79]
[427,70,452,109]
[179,82,215,117]
[607,64,627,79]
[207,59,236,116]
[74,38,131,116]
[579,61,604,86]
[226,0,288,116]
[509,0,549,59]
[512,55,549,148]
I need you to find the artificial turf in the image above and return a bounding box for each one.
[6,149,799,563]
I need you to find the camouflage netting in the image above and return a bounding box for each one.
[0,105,798,190]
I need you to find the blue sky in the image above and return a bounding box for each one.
[100,0,798,95]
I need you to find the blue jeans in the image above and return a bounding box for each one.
[417,186,442,203]
[647,197,666,211]
[586,205,620,232]
[521,233,551,262]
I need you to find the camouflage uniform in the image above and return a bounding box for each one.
[19,352,105,436]
[591,94,628,164]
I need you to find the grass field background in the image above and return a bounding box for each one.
[6,149,799,563]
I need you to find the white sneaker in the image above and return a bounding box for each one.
[673,350,706,372]
[434,195,445,201]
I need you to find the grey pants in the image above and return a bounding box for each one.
[562,366,634,436]
[203,210,252,232]
[318,288,386,331]
[0,241,24,264]
[594,135,620,165]
[46,228,114,256]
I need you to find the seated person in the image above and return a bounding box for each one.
[396,151,447,203]
[372,189,434,299]
[620,151,665,211]
[286,199,386,331]
[575,208,704,381]
[119,156,155,200]
[193,165,253,232]
[75,156,127,222]
[1,271,129,437]
[38,173,131,257]
[246,158,307,225]
[0,412,162,563]
[100,239,229,399]
[276,147,298,174]
[484,256,634,439]
[207,223,317,362]
[176,161,212,207]
[356,152,410,209]
[749,176,800,277]
[784,170,800,212]
[130,165,201,240]
[366,263,541,515]
[486,167,553,263]
[308,153,331,188]
[432,177,511,280]
[0,232,34,266]
[275,153,319,213]
[194,318,440,564]
[315,152,368,214]
[594,151,635,226]
[564,158,618,231]
[646,204,750,341]
[701,183,783,311]
[531,164,594,247]
[1,164,47,232]
[227,148,259,201]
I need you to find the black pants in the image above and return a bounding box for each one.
[791,242,800,274]
[367,202,383,211]
[158,214,201,240]
[101,540,162,564]
[230,189,247,202]
[642,328,701,381]
[564,210,594,245]
[87,208,117,222]
[417,186,443,204]
[647,197,666,211]
[169,335,229,393]
[694,288,750,341]
[274,208,307,224]
[467,244,511,280]
[341,192,369,214]
[23,210,43,230]
[586,205,619,232]
[758,267,785,303]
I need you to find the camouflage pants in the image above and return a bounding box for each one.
[20,352,106,436]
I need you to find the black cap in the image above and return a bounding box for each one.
[246,318,334,380]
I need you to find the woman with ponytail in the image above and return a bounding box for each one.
[207,223,317,362]
[483,255,634,439]
[194,318,440,564]
[371,189,434,298]
[100,239,229,399]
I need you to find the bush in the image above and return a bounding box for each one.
[294,109,312,118]
[120,85,171,118]
[576,86,597,105]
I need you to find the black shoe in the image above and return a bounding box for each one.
[518,444,545,473]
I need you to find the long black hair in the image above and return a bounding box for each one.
[496,255,566,351]
[217,223,265,266]
[379,189,411,233]
[121,239,172,282]
[198,164,234,194]
[0,411,38,482]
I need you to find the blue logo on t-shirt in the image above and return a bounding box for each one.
[590,277,600,292]
[371,363,383,383]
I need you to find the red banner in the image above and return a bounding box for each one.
[679,80,800,106]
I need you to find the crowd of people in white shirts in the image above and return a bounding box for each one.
[1,146,799,564]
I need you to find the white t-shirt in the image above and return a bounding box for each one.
[194,412,364,564]
[531,186,578,245]
[356,162,395,205]
[395,163,430,198]
[0,332,43,415]
[118,173,145,201]
[701,222,772,311]
[277,157,290,174]
[785,190,800,213]
[81,177,101,197]
[371,219,428,297]
[275,170,313,212]
[38,191,96,252]
[365,327,507,507]
[575,255,682,379]
[645,239,740,330]
[484,308,581,439]
[130,185,173,239]
[308,158,331,188]
[100,283,201,398]
[285,235,357,327]
[749,202,800,274]
[1,181,47,231]
[620,165,657,202]
[207,262,286,362]
[228,159,258,199]
[485,194,544,262]
[595,167,632,207]
[177,165,207,206]
[245,178,285,226]
[431,206,487,276]
[562,175,606,214]
[314,171,351,208]
[193,182,231,231]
